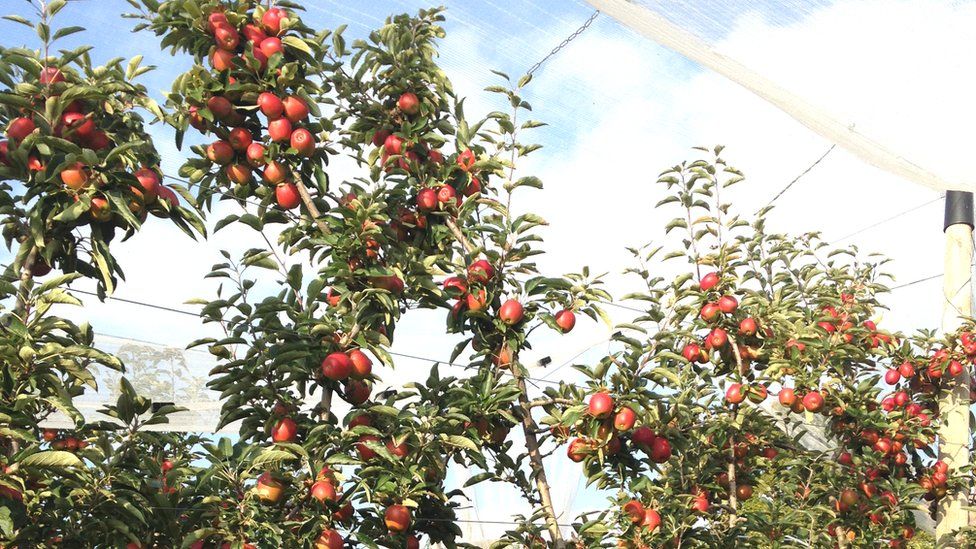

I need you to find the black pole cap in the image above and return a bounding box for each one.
[945,190,974,232]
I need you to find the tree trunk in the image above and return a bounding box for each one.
[515,370,564,547]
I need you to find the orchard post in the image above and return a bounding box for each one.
[936,190,973,542]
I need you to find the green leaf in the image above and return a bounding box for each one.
[20,450,82,469]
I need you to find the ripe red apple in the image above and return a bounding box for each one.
[268,117,292,142]
[443,276,467,295]
[456,148,475,171]
[290,128,315,156]
[436,184,457,205]
[385,504,411,533]
[691,487,709,512]
[225,163,253,185]
[725,383,746,404]
[499,299,524,325]
[699,272,720,291]
[60,112,95,140]
[415,188,437,212]
[348,349,372,378]
[207,11,229,33]
[348,413,372,429]
[465,289,487,312]
[228,127,252,151]
[214,24,240,50]
[157,186,179,209]
[246,143,266,166]
[802,391,824,413]
[262,7,287,35]
[206,95,233,120]
[681,343,705,363]
[89,197,111,222]
[132,168,160,202]
[566,438,588,462]
[371,274,404,294]
[650,436,671,463]
[60,162,89,190]
[468,259,494,283]
[371,129,391,147]
[0,141,8,166]
[632,425,655,447]
[717,295,738,314]
[464,176,482,196]
[700,302,720,322]
[271,417,298,443]
[405,535,420,549]
[282,96,309,123]
[613,407,636,431]
[949,360,964,377]
[778,388,796,407]
[428,149,444,164]
[356,434,380,460]
[344,379,371,405]
[588,391,614,419]
[884,369,900,385]
[254,472,283,503]
[242,23,267,44]
[622,500,645,524]
[259,37,284,58]
[313,528,343,549]
[554,309,576,333]
[736,484,753,501]
[257,92,284,120]
[397,92,420,116]
[210,47,235,71]
[249,45,268,71]
[263,161,287,183]
[707,328,728,348]
[321,352,353,381]
[641,509,661,532]
[738,317,757,336]
[898,361,915,378]
[207,140,234,165]
[7,117,35,143]
[274,182,300,209]
[383,134,404,155]
[39,66,65,85]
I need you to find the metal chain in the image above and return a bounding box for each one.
[525,10,600,77]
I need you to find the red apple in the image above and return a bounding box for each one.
[499,299,524,325]
[257,92,284,119]
[348,349,373,378]
[207,11,229,33]
[614,407,636,431]
[436,184,457,205]
[738,317,757,336]
[632,425,655,447]
[588,391,614,418]
[214,24,240,50]
[566,438,588,462]
[778,388,796,407]
[210,48,235,71]
[268,118,292,142]
[246,143,266,167]
[554,309,576,333]
[385,504,411,533]
[468,259,494,283]
[456,148,475,171]
[699,272,720,291]
[39,66,65,85]
[290,128,315,156]
[642,509,661,532]
[60,162,89,190]
[259,37,284,58]
[262,7,287,36]
[242,23,267,44]
[263,161,287,183]
[623,500,645,524]
[718,295,738,314]
[225,163,253,185]
[700,302,720,322]
[134,168,160,202]
[207,140,234,165]
[321,352,353,381]
[397,92,420,116]
[416,188,438,211]
[7,117,35,143]
[650,436,671,462]
[314,529,343,549]
[206,95,233,120]
[254,472,283,503]
[344,379,371,405]
[271,417,298,443]
[283,96,309,123]
[725,383,746,404]
[802,391,825,413]
[228,127,253,151]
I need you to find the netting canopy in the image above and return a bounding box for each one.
[9,0,974,543]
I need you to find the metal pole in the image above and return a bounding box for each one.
[936,190,973,543]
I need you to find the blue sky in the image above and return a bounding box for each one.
[5,0,975,541]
